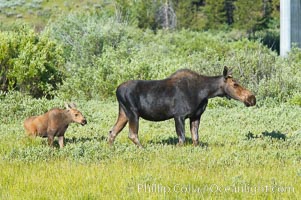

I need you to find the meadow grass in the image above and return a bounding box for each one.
[0,100,301,199]
[0,0,110,29]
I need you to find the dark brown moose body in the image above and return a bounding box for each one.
[108,67,256,147]
[24,103,87,148]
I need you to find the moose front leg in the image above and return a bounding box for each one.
[174,116,185,146]
[190,99,208,146]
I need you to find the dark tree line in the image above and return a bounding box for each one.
[115,0,280,32]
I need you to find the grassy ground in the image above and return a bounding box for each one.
[0,0,111,30]
[0,100,301,199]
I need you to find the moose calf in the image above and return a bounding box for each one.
[24,103,87,148]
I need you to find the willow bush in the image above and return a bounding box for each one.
[47,13,301,104]
[1,12,300,104]
[0,25,65,98]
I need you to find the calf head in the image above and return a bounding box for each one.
[222,66,256,107]
[65,103,87,125]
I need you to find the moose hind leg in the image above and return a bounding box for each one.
[108,106,128,145]
[128,116,142,148]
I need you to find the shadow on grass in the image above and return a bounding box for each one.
[246,131,286,140]
[65,136,107,144]
[50,136,107,148]
[149,136,208,147]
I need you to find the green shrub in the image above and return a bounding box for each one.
[250,28,280,54]
[46,13,130,68]
[0,25,65,98]
[0,91,63,123]
[289,93,301,107]
[45,12,301,104]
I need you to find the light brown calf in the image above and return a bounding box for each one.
[24,103,87,148]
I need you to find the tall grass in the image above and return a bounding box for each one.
[0,94,301,199]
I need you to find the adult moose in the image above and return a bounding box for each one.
[108,67,256,147]
[24,103,87,148]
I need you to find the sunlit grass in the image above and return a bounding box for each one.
[0,100,301,199]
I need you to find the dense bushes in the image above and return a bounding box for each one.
[0,25,65,98]
[1,12,301,104]
[0,91,62,123]
[46,13,300,103]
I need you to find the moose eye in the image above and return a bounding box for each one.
[234,83,239,88]
[75,114,79,117]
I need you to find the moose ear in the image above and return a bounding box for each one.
[223,66,229,77]
[223,66,233,78]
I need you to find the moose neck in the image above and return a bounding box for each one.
[201,76,225,99]
[62,110,74,125]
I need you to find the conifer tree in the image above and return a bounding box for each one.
[173,0,206,30]
[204,0,227,29]
[233,0,271,33]
[225,0,235,25]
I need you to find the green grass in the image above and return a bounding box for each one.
[0,0,112,29]
[0,99,301,199]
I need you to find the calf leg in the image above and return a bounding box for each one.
[174,117,185,146]
[58,136,64,148]
[48,135,54,147]
[47,128,56,148]
[190,118,200,146]
[108,106,128,145]
[128,115,142,148]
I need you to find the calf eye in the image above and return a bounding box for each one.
[234,83,239,88]
[75,114,79,117]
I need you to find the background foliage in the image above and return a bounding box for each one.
[1,1,301,199]
[0,0,287,102]
[0,0,280,32]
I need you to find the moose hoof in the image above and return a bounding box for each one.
[193,141,199,147]
[176,142,184,147]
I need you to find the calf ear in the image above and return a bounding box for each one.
[65,102,72,110]
[70,102,77,108]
